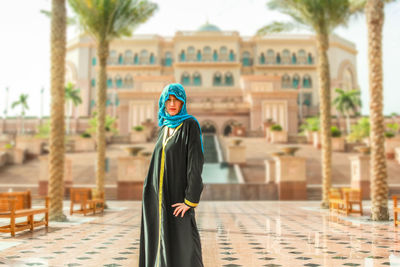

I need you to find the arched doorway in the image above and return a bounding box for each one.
[201,121,217,134]
[222,120,238,136]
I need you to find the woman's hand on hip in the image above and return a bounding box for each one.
[171,203,190,217]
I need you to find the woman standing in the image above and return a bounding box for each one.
[139,83,204,267]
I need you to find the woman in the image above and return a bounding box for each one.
[139,83,204,267]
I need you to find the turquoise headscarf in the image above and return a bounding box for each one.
[158,83,204,153]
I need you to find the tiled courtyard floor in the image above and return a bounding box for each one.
[0,201,400,267]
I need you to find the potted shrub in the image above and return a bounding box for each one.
[269,124,288,144]
[130,125,147,143]
[87,113,118,144]
[331,126,345,152]
[300,116,319,144]
[384,123,400,159]
[73,132,96,152]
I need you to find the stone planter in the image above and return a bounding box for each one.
[273,155,307,200]
[305,130,313,144]
[130,131,147,144]
[312,131,321,149]
[38,155,73,197]
[395,147,400,164]
[226,145,246,164]
[385,137,400,159]
[16,136,46,156]
[117,154,151,200]
[349,154,370,200]
[270,131,288,144]
[74,136,96,152]
[332,137,346,152]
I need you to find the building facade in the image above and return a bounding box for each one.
[65,23,358,137]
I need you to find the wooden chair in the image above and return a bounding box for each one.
[70,188,104,216]
[328,188,363,216]
[393,196,400,227]
[0,191,49,237]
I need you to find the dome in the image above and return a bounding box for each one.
[197,22,221,32]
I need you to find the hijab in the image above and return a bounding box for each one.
[158,83,204,153]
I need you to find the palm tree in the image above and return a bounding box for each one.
[332,88,362,134]
[257,0,362,208]
[366,0,389,220]
[11,94,29,135]
[68,0,157,200]
[48,0,67,221]
[65,82,82,135]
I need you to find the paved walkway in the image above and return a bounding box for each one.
[0,201,399,266]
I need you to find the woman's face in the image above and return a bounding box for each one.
[165,94,183,116]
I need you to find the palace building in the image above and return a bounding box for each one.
[65,23,358,137]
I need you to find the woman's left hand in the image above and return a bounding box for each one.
[171,203,190,217]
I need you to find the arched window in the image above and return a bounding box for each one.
[92,57,96,66]
[107,77,113,88]
[124,75,133,88]
[125,50,133,64]
[229,50,235,61]
[276,53,281,64]
[115,95,120,107]
[203,46,212,61]
[266,49,275,64]
[165,51,172,66]
[134,53,139,64]
[282,49,290,64]
[242,51,251,66]
[291,53,297,64]
[225,72,234,86]
[187,46,195,61]
[118,54,123,65]
[149,53,155,64]
[180,50,186,62]
[213,72,222,86]
[115,75,123,88]
[213,50,218,61]
[292,74,300,88]
[282,74,291,88]
[181,72,190,85]
[307,53,313,64]
[220,46,228,61]
[140,49,148,64]
[196,50,202,61]
[108,50,117,65]
[193,72,201,86]
[303,74,312,88]
[260,53,265,64]
[298,49,306,64]
[90,99,96,108]
[91,79,96,87]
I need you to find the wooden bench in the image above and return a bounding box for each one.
[393,196,400,227]
[70,188,104,216]
[329,187,363,216]
[0,191,49,237]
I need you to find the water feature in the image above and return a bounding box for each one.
[202,134,239,183]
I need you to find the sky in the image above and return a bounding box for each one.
[0,0,399,117]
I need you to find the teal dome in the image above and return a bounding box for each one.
[197,22,221,32]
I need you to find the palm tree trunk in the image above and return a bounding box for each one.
[346,113,351,135]
[48,0,67,221]
[66,101,71,135]
[366,0,389,220]
[316,33,332,209]
[96,40,109,201]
